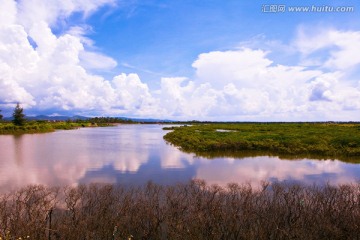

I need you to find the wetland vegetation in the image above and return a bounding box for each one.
[0,180,359,239]
[0,104,134,135]
[164,123,360,161]
[1,122,359,238]
[0,121,102,135]
[0,117,134,135]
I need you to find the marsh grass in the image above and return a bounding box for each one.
[0,121,100,135]
[0,180,359,239]
[163,123,360,161]
[0,122,54,134]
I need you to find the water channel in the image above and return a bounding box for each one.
[0,124,359,193]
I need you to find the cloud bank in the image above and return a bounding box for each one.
[1,0,360,121]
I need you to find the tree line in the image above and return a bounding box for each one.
[88,116,134,124]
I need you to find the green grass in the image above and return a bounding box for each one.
[163,123,360,161]
[0,116,135,135]
[0,121,99,135]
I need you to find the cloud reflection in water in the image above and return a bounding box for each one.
[0,125,359,193]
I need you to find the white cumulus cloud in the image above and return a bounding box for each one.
[0,0,360,121]
[156,28,360,121]
[0,0,155,116]
[295,28,360,70]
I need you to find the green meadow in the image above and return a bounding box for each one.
[164,123,360,161]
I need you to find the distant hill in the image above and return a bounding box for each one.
[26,115,89,121]
[3,115,175,123]
[3,115,89,121]
[129,118,174,123]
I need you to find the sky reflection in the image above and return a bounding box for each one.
[0,125,359,193]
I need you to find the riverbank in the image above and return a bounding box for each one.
[0,121,113,135]
[163,122,360,160]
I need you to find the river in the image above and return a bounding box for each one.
[0,124,359,192]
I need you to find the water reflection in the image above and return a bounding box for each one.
[79,160,196,186]
[0,125,359,193]
[12,135,23,165]
[195,156,360,186]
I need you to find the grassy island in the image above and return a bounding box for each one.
[163,123,360,161]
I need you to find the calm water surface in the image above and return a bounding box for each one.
[0,124,359,192]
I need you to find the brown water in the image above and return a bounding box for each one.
[0,124,359,192]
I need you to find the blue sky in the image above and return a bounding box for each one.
[1,0,360,120]
[85,0,359,84]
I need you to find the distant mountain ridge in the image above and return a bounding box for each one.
[4,115,174,123]
[4,115,88,121]
[32,115,89,121]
